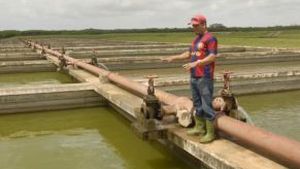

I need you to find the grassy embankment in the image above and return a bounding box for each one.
[95,30,300,48]
[24,29,300,48]
[5,29,300,48]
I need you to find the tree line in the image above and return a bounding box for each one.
[1,25,300,39]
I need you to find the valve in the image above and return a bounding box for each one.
[212,71,237,113]
[212,71,251,123]
[90,49,109,70]
[41,45,46,55]
[141,75,162,120]
[58,53,67,71]
[61,46,66,55]
[132,75,166,140]
[90,49,99,67]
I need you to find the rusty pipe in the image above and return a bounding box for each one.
[216,115,300,169]
[27,41,192,110]
[27,40,300,168]
[64,53,193,112]
[28,40,192,108]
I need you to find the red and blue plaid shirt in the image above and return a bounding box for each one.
[189,32,218,79]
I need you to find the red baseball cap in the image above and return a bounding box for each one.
[188,14,206,25]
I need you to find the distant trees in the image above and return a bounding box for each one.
[209,23,227,32]
[0,25,300,39]
[0,30,20,39]
[209,25,300,32]
[209,23,227,29]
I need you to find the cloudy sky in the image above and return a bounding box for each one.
[0,0,299,30]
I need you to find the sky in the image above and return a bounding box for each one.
[0,0,299,30]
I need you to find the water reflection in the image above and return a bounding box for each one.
[0,129,126,169]
[0,107,192,169]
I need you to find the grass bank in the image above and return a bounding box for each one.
[23,29,300,48]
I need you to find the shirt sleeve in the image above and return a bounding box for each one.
[207,37,218,55]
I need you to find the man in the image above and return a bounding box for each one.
[162,14,217,143]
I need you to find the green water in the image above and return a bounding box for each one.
[0,72,75,87]
[237,90,300,141]
[0,107,192,169]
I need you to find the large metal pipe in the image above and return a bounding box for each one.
[28,40,300,168]
[29,41,193,112]
[217,115,300,168]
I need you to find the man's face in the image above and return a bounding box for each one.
[192,23,206,34]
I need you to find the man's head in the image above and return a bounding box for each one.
[188,14,207,35]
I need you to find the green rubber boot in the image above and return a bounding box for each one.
[187,116,206,136]
[199,120,215,143]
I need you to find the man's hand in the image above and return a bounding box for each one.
[182,60,200,71]
[161,51,190,63]
[161,56,173,63]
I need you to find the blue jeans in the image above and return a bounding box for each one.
[190,77,215,121]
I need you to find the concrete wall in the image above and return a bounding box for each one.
[0,53,44,61]
[0,83,107,114]
[0,60,56,73]
[156,72,300,96]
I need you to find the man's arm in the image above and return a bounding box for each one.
[161,51,190,62]
[183,53,216,70]
[197,53,216,66]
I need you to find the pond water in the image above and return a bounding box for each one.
[0,107,193,169]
